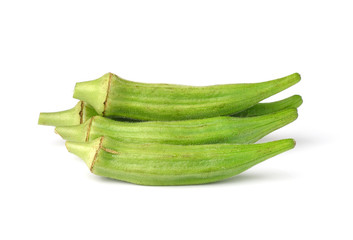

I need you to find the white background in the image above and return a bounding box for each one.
[0,1,352,239]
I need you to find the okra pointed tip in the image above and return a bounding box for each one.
[293,72,301,80]
[287,73,301,86]
[282,72,301,86]
[293,94,301,99]
[240,108,298,143]
[283,138,296,149]
[291,95,303,108]
[268,138,296,152]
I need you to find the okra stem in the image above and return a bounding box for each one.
[38,101,97,127]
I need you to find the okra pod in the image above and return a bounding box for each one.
[73,72,301,121]
[66,137,295,185]
[56,108,298,144]
[38,95,302,127]
[232,95,303,117]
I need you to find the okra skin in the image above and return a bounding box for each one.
[56,108,298,144]
[38,101,97,126]
[38,95,302,127]
[66,137,295,186]
[232,95,303,117]
[73,72,300,121]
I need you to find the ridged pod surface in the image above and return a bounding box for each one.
[232,95,303,117]
[73,73,301,121]
[66,137,295,185]
[38,95,302,127]
[56,108,298,144]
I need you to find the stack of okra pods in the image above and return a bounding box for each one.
[39,72,302,185]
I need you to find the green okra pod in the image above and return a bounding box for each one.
[38,95,302,127]
[56,108,298,144]
[73,72,301,121]
[65,137,295,185]
[232,94,303,117]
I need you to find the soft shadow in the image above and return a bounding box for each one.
[94,170,294,187]
[208,170,294,186]
[95,176,146,187]
[257,133,331,149]
[50,138,66,147]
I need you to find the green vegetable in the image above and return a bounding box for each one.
[38,101,97,127]
[56,108,298,144]
[232,95,303,117]
[73,72,300,121]
[66,136,295,185]
[38,95,302,127]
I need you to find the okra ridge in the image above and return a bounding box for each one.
[85,116,95,142]
[90,137,104,172]
[102,73,113,117]
[79,101,84,124]
[73,72,301,121]
[89,137,120,172]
